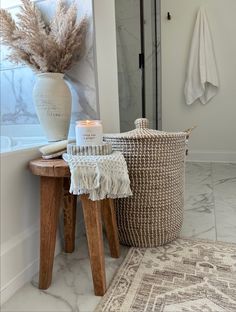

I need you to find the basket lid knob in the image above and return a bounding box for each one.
[134,118,149,129]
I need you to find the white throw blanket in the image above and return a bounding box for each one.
[63,151,132,201]
[185,7,219,105]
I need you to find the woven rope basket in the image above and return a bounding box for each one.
[104,118,191,247]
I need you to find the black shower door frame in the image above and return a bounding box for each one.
[139,0,158,129]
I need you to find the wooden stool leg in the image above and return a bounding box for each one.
[63,178,77,253]
[80,195,106,296]
[101,199,120,258]
[39,176,62,289]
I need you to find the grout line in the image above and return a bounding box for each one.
[211,162,218,241]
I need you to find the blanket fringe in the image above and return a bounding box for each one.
[63,152,132,201]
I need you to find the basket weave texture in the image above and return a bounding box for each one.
[103,118,188,247]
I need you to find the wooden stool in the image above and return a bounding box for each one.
[29,158,120,296]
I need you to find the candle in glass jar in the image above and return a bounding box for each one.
[75,120,103,146]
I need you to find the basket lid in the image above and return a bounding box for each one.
[104,118,187,139]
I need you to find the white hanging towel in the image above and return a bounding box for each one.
[185,7,219,105]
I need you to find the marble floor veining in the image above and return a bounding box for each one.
[181,162,236,242]
[2,162,236,312]
[2,237,129,312]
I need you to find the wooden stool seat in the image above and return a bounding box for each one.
[30,158,70,177]
[29,158,120,296]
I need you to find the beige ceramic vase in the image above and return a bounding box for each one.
[33,73,72,142]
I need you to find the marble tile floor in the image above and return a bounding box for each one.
[2,236,129,312]
[2,162,236,312]
[182,162,236,242]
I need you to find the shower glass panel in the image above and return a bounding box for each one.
[115,0,160,132]
[115,0,142,132]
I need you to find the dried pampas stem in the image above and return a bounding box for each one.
[0,0,88,73]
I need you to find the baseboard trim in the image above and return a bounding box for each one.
[1,223,39,258]
[0,225,62,306]
[0,258,39,305]
[187,150,236,163]
[1,209,84,306]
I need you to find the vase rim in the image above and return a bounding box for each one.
[36,72,64,78]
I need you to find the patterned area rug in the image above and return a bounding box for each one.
[95,239,236,312]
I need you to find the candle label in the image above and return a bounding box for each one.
[75,120,103,146]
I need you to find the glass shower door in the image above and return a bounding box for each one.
[115,0,160,132]
[115,0,142,132]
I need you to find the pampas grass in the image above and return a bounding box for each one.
[0,0,88,73]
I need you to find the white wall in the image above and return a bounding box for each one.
[161,0,236,162]
[93,0,120,133]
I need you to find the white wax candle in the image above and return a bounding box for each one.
[75,120,103,146]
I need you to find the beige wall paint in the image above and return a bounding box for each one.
[161,0,236,161]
